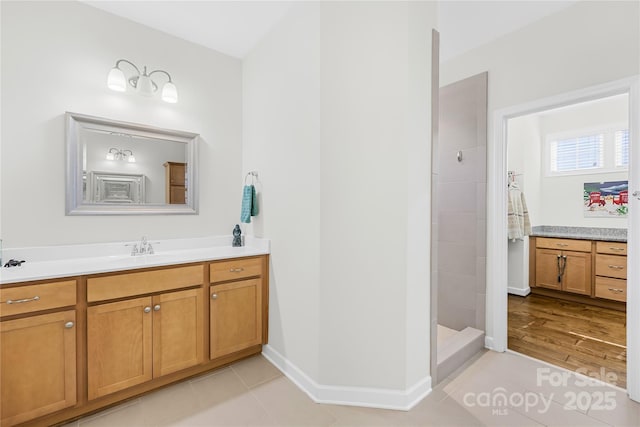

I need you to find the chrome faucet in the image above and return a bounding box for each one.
[126,236,156,256]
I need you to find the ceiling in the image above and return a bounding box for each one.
[84,0,578,60]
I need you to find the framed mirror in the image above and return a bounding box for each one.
[66,112,199,215]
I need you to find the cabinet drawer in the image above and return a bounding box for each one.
[595,254,627,279]
[595,277,627,302]
[87,265,203,302]
[596,241,627,255]
[535,237,591,252]
[210,257,263,283]
[0,280,76,317]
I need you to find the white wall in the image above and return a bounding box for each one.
[537,95,629,228]
[508,94,629,229]
[1,1,242,247]
[441,0,640,348]
[243,0,434,404]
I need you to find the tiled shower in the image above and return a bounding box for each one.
[432,72,487,381]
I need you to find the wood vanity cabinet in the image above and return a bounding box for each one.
[87,266,204,400]
[534,238,591,295]
[3,254,268,427]
[164,161,186,204]
[0,281,77,427]
[210,257,264,359]
[594,242,627,302]
[531,237,627,304]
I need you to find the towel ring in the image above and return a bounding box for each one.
[245,171,258,185]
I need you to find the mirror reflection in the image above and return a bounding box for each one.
[66,112,198,215]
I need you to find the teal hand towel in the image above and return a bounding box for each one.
[241,185,253,223]
[251,185,259,216]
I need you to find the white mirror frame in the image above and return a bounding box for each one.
[66,112,199,215]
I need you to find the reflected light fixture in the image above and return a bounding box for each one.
[107,59,178,103]
[106,148,136,163]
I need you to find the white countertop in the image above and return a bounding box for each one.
[0,235,270,285]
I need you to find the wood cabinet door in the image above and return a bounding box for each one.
[169,185,186,204]
[87,297,152,400]
[535,249,562,290]
[1,310,76,426]
[169,163,186,186]
[210,279,262,360]
[562,251,592,295]
[153,288,204,377]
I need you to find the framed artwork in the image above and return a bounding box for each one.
[583,180,628,217]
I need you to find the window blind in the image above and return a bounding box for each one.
[615,129,629,167]
[550,134,604,172]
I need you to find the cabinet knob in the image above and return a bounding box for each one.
[229,267,244,273]
[211,293,218,300]
[154,304,161,311]
[64,321,74,329]
[144,306,151,313]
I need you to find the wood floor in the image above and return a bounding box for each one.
[508,294,626,388]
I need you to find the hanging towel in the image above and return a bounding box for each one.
[251,185,259,216]
[508,182,531,240]
[241,185,253,223]
[241,184,260,223]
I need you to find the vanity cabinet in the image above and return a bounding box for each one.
[209,257,264,360]
[164,161,186,204]
[0,281,77,427]
[1,254,268,427]
[87,267,204,400]
[530,237,627,304]
[594,242,627,302]
[534,238,591,295]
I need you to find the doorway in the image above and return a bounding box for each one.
[506,94,628,387]
[487,76,640,401]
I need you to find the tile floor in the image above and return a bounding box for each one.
[64,350,640,426]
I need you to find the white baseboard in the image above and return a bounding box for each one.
[261,345,432,410]
[484,335,495,350]
[507,286,531,297]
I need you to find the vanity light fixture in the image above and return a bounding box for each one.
[106,148,136,163]
[107,59,178,104]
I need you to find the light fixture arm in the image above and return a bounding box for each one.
[148,69,173,83]
[114,59,141,75]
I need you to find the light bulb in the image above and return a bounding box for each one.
[136,75,154,96]
[107,67,126,92]
[161,82,178,103]
[128,155,136,163]
[106,152,115,161]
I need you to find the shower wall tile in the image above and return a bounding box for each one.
[439,118,477,151]
[439,147,478,184]
[439,300,476,331]
[477,146,487,182]
[475,293,486,330]
[438,242,477,276]
[476,183,486,220]
[439,213,477,243]
[438,182,476,213]
[438,271,476,299]
[476,257,486,294]
[476,219,486,258]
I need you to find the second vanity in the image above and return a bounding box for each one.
[528,226,627,308]
[0,236,269,427]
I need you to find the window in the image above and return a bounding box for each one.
[549,134,603,173]
[546,127,629,176]
[615,129,629,167]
